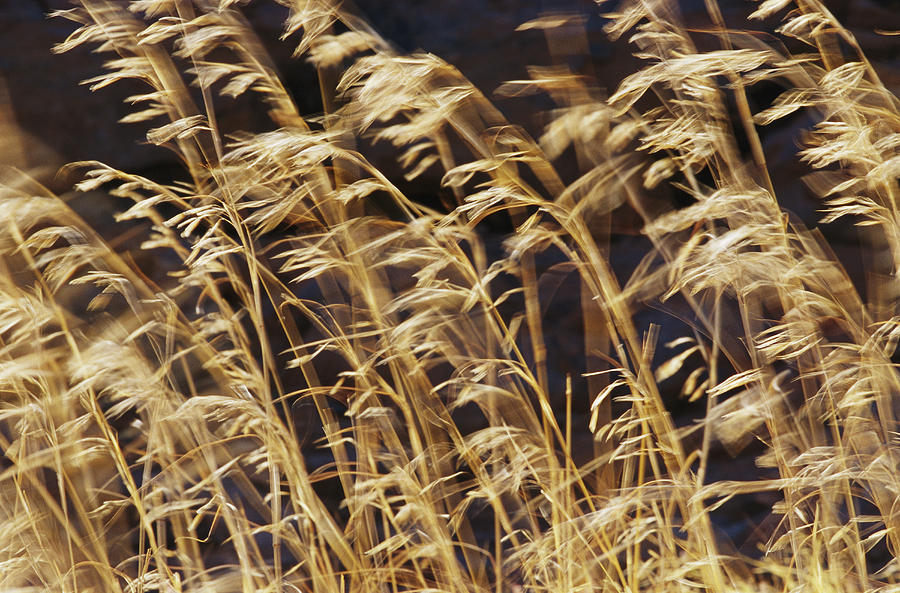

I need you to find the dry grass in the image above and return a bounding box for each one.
[1,0,900,591]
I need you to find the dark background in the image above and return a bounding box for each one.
[2,0,897,184]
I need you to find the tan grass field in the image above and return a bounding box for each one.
[1,0,900,591]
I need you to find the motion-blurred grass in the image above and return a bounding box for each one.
[1,1,899,591]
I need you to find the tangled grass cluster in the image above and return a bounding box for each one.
[1,0,900,591]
